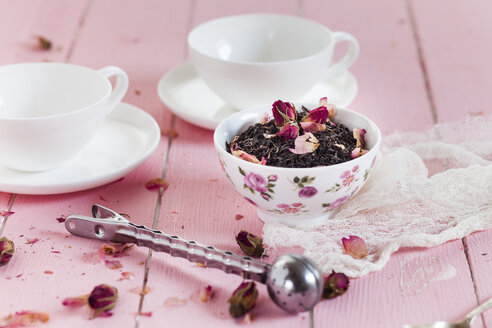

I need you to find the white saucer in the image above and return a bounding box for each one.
[157,63,358,130]
[0,102,160,195]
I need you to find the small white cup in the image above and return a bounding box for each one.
[188,14,359,110]
[0,62,129,172]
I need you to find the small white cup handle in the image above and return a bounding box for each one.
[98,66,129,113]
[325,31,360,78]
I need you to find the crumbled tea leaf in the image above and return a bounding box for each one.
[227,99,359,168]
[37,36,52,50]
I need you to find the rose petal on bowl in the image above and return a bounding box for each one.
[232,150,267,165]
[301,106,328,124]
[353,128,366,149]
[342,236,368,259]
[289,133,319,154]
[300,121,326,133]
[319,97,337,122]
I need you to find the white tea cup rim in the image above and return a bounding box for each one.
[0,62,113,121]
[188,13,334,66]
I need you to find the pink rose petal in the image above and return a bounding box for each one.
[289,133,319,154]
[319,97,337,122]
[163,297,187,307]
[301,106,328,124]
[0,211,14,216]
[0,311,50,326]
[119,272,135,281]
[300,121,326,133]
[137,311,152,317]
[353,128,366,149]
[25,238,39,245]
[232,150,267,165]
[104,260,123,270]
[199,285,213,303]
[62,296,88,308]
[342,236,368,259]
[131,286,152,295]
[145,178,169,191]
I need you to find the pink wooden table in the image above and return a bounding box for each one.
[1,1,491,327]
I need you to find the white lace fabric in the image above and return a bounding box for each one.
[263,115,492,277]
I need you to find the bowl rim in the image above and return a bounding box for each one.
[213,102,382,172]
[187,13,334,67]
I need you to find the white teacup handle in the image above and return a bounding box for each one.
[98,66,129,113]
[325,31,360,78]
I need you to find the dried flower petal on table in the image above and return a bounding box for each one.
[131,286,151,295]
[137,311,152,317]
[289,133,319,155]
[162,128,179,139]
[100,244,116,256]
[56,216,66,223]
[196,262,207,268]
[272,100,297,127]
[199,285,213,303]
[235,231,265,258]
[37,36,52,50]
[62,295,89,308]
[118,272,135,281]
[235,214,244,221]
[0,211,14,216]
[25,238,39,245]
[322,271,350,299]
[276,122,299,140]
[0,311,49,327]
[104,260,122,270]
[243,313,254,324]
[342,236,368,259]
[163,297,187,307]
[0,237,14,267]
[145,178,169,191]
[228,281,258,318]
[88,284,118,319]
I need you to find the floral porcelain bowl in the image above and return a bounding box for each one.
[213,103,381,227]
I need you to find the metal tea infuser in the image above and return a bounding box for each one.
[65,204,324,314]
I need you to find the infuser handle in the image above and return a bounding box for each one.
[65,205,270,283]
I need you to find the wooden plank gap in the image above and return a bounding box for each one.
[65,0,94,62]
[406,0,438,124]
[134,1,195,323]
[462,238,482,311]
[0,194,17,236]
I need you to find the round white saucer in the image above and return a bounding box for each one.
[0,102,160,195]
[157,63,358,130]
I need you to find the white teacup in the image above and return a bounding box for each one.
[0,62,129,172]
[188,14,359,110]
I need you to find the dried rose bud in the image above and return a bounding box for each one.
[322,271,350,299]
[235,231,265,258]
[88,284,118,319]
[0,237,14,266]
[272,100,296,127]
[228,281,258,318]
[276,122,299,140]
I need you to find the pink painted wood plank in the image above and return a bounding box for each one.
[0,0,191,326]
[304,0,435,135]
[0,0,89,64]
[411,1,492,325]
[411,0,492,121]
